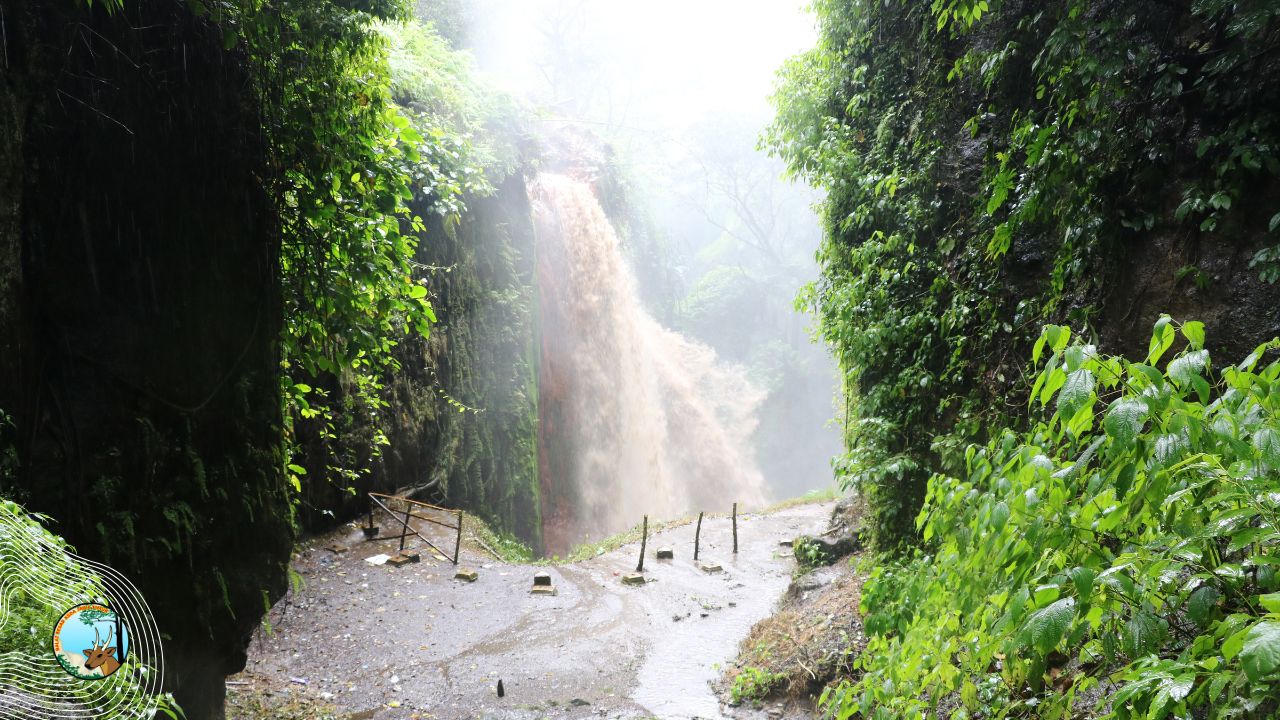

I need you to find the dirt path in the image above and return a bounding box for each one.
[231,501,833,720]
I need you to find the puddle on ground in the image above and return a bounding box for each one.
[630,514,810,719]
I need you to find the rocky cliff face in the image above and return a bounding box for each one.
[295,171,543,548]
[1096,203,1280,363]
[0,3,292,717]
[403,173,542,544]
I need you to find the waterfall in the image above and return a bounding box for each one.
[531,173,769,554]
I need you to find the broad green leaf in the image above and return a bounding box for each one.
[1255,428,1280,470]
[1241,620,1280,681]
[1223,626,1249,660]
[1131,363,1165,388]
[1040,367,1067,406]
[1069,566,1096,598]
[1168,349,1209,386]
[1148,316,1176,364]
[1034,584,1061,607]
[1032,332,1048,365]
[991,501,1010,532]
[1057,369,1095,420]
[1188,586,1220,626]
[1104,398,1146,447]
[1261,592,1280,614]
[1123,610,1165,659]
[1166,673,1195,702]
[1148,685,1174,720]
[1181,320,1205,349]
[1048,325,1071,354]
[1019,597,1076,655]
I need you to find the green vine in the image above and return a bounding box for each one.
[826,319,1280,719]
[768,0,1280,550]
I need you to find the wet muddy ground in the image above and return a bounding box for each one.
[230,501,833,720]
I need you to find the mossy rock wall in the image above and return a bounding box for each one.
[772,1,1280,548]
[296,172,542,548]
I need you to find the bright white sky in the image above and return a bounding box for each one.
[468,0,816,133]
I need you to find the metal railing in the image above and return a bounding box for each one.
[364,492,463,565]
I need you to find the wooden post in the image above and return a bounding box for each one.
[636,515,648,572]
[694,511,704,560]
[454,510,464,565]
[732,502,738,554]
[399,506,412,552]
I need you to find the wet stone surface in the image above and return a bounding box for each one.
[233,502,833,719]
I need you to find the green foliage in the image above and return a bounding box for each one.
[793,536,826,571]
[730,664,786,707]
[0,499,182,715]
[1252,243,1280,284]
[412,0,472,47]
[185,0,440,501]
[823,320,1280,720]
[198,2,527,510]
[382,20,522,186]
[0,502,89,657]
[769,0,1280,551]
[464,512,535,564]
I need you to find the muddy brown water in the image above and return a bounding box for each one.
[235,501,832,719]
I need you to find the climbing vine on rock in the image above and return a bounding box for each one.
[769,0,1280,549]
[220,0,439,499]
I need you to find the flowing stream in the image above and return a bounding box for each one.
[531,173,769,554]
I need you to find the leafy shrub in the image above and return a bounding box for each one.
[730,664,786,707]
[0,499,184,717]
[825,319,1280,719]
[794,536,826,571]
[769,0,1280,553]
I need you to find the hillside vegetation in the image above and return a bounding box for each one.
[767,1,1280,717]
[833,322,1280,718]
[770,0,1280,550]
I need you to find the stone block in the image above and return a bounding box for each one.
[656,546,674,560]
[532,571,552,586]
[455,567,479,582]
[621,572,646,586]
[699,562,724,574]
[387,551,420,567]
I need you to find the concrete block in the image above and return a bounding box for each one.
[455,567,479,582]
[532,571,552,586]
[390,550,420,566]
[530,585,558,596]
[621,572,646,586]
[699,562,724,574]
[655,546,674,560]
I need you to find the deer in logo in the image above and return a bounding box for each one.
[83,626,121,677]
